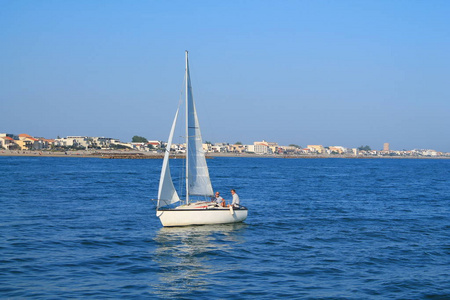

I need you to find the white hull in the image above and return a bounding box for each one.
[156,203,248,227]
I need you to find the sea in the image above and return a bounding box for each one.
[1,156,449,299]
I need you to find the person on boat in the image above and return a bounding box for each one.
[229,189,240,208]
[213,192,225,207]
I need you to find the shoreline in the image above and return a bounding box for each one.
[0,150,449,159]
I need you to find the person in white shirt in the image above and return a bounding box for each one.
[230,189,240,208]
[213,192,225,207]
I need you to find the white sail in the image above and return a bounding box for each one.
[157,106,181,208]
[186,53,214,197]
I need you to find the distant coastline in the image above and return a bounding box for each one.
[1,150,449,159]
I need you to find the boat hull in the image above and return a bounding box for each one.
[156,207,248,227]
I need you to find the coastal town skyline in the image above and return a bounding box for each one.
[4,130,450,153]
[1,132,448,157]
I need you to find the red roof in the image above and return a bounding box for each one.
[40,138,55,142]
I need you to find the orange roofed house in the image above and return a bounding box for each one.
[0,135,18,150]
[15,134,44,150]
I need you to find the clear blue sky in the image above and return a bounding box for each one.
[1,0,449,151]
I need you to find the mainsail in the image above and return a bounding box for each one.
[186,53,214,197]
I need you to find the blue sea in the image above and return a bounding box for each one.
[1,156,449,299]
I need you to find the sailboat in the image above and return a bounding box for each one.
[156,51,248,227]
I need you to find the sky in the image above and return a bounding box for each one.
[1,0,449,151]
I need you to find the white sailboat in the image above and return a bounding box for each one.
[156,51,248,227]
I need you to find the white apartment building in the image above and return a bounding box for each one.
[91,137,115,148]
[254,140,269,154]
[55,136,90,148]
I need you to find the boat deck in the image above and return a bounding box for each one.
[158,201,247,211]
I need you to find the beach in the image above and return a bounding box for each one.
[1,149,448,159]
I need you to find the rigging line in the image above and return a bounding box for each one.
[179,70,189,200]
[177,71,186,112]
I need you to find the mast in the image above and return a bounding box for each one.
[185,50,189,204]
